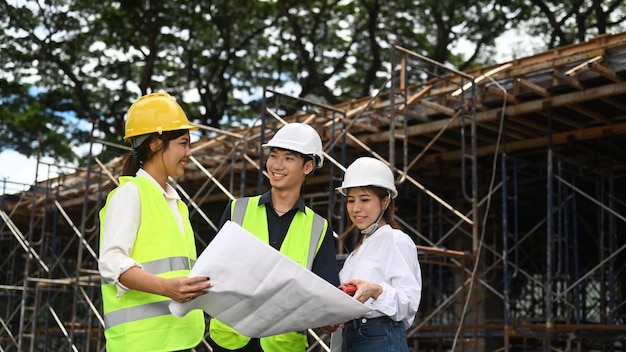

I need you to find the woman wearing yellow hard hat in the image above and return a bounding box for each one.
[98,92,211,352]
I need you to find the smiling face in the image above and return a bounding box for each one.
[162,132,192,178]
[145,131,192,184]
[266,148,313,192]
[345,187,388,230]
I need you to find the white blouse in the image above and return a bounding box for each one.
[339,224,422,328]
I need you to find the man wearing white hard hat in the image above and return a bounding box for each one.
[208,123,340,352]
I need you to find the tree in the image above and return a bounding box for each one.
[7,0,619,164]
[256,0,530,104]
[526,0,626,49]
[0,80,80,161]
[0,0,278,163]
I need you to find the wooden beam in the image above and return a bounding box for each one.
[590,61,622,82]
[399,85,433,111]
[477,121,529,141]
[451,62,513,96]
[497,34,624,78]
[600,97,626,112]
[538,111,585,129]
[517,78,552,98]
[564,54,604,76]
[418,99,457,116]
[496,118,544,139]
[432,34,626,96]
[552,71,584,90]
[423,121,626,163]
[486,85,520,104]
[566,104,611,124]
[366,81,626,142]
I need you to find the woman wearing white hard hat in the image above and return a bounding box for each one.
[331,157,422,352]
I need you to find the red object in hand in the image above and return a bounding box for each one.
[339,284,357,296]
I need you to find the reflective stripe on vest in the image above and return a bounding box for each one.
[142,256,195,273]
[232,196,249,224]
[99,256,194,285]
[104,300,170,328]
[232,197,325,270]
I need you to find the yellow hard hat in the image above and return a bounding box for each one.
[124,92,198,142]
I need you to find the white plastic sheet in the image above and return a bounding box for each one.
[169,220,370,338]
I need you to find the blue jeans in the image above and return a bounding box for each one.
[342,316,408,352]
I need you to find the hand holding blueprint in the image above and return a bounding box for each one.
[169,220,370,337]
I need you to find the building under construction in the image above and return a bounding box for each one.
[1,32,625,352]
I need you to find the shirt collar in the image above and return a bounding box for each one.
[136,169,181,200]
[363,224,391,241]
[259,190,307,213]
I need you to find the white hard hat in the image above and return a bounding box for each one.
[262,123,324,168]
[336,157,398,198]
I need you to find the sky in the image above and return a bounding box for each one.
[0,150,84,195]
[0,150,46,194]
[0,30,544,196]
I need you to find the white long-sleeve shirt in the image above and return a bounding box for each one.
[98,169,186,296]
[339,224,422,328]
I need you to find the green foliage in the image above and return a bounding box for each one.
[1,0,625,165]
[0,80,78,162]
[523,0,626,49]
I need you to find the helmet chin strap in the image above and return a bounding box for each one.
[360,192,391,236]
[360,209,385,236]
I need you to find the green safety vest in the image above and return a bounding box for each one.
[100,176,205,352]
[209,196,328,352]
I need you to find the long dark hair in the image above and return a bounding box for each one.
[339,186,400,246]
[121,129,189,176]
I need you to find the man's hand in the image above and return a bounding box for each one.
[320,323,343,334]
